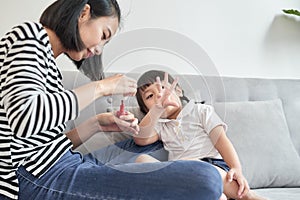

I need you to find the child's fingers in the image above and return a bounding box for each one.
[119,112,133,120]
[240,180,250,198]
[156,76,162,93]
[170,77,179,91]
[164,72,169,86]
[130,118,140,132]
[114,117,139,135]
[226,169,234,182]
[237,180,245,197]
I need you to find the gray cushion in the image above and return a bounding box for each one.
[254,188,300,200]
[214,99,300,188]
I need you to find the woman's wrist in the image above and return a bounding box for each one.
[85,116,102,134]
[96,80,105,97]
[66,117,100,149]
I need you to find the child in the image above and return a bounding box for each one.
[134,70,267,200]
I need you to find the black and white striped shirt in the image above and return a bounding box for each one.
[0,22,78,199]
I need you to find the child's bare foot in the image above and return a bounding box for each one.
[240,190,268,200]
[219,193,227,200]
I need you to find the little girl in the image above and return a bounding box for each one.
[134,70,267,200]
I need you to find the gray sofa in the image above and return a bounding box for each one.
[62,70,300,200]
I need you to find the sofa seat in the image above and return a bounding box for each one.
[62,71,300,200]
[255,188,300,200]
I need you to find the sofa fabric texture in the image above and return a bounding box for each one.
[214,99,300,189]
[62,71,300,200]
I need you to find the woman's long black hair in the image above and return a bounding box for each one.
[40,0,120,80]
[40,0,120,52]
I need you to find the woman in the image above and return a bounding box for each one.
[0,0,222,199]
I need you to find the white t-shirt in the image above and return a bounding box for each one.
[155,100,227,161]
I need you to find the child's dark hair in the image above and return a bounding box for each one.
[136,70,191,115]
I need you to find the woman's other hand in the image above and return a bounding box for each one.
[73,74,137,112]
[98,74,137,97]
[66,111,139,149]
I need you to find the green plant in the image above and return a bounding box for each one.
[283,9,300,16]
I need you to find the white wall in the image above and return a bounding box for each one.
[1,0,300,78]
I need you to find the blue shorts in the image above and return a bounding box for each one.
[201,158,230,172]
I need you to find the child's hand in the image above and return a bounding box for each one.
[96,112,139,135]
[155,72,179,108]
[116,111,140,135]
[226,168,250,199]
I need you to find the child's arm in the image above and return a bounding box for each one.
[209,126,250,198]
[210,126,242,171]
[133,105,163,146]
[134,72,179,146]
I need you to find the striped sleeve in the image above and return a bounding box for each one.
[1,31,78,138]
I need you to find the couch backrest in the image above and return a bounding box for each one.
[61,70,300,155]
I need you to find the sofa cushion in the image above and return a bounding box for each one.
[214,99,300,188]
[254,188,300,200]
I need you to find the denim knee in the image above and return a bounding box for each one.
[198,162,223,200]
[172,160,223,200]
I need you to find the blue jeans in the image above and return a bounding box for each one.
[13,139,222,200]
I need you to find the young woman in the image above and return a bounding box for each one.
[0,1,222,199]
[134,70,267,200]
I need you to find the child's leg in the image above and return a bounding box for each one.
[215,167,268,200]
[135,154,160,163]
[215,167,240,198]
[219,192,227,200]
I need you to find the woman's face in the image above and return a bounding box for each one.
[67,5,119,61]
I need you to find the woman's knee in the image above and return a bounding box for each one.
[170,160,223,200]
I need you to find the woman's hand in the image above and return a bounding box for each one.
[73,74,137,111]
[66,111,139,149]
[226,168,250,199]
[98,74,137,97]
[96,111,139,135]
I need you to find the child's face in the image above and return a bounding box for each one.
[140,83,182,119]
